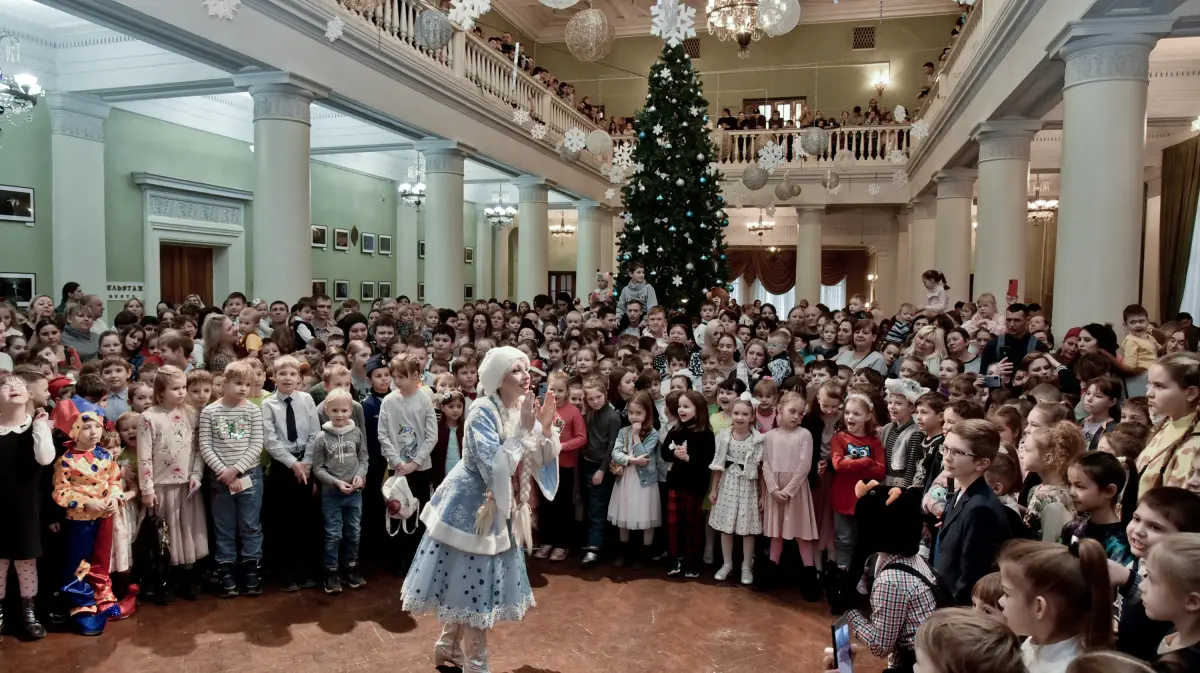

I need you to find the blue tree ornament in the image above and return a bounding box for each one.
[638,131,646,138]
[668,226,676,232]
[700,177,706,184]
[686,210,693,217]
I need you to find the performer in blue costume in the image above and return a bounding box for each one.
[401,346,560,673]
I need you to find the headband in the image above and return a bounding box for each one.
[846,392,875,411]
[738,391,761,409]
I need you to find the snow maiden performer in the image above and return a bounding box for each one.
[401,346,560,673]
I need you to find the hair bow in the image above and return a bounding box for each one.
[739,391,761,409]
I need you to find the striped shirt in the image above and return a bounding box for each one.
[198,399,264,475]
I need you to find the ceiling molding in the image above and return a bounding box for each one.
[87,78,242,102]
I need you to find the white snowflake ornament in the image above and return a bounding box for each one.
[652,124,664,136]
[448,0,490,30]
[649,0,697,47]
[605,188,618,200]
[867,182,881,196]
[757,141,785,174]
[888,150,909,166]
[530,123,548,140]
[892,170,909,187]
[613,143,634,169]
[637,243,649,254]
[203,0,241,20]
[632,161,644,174]
[893,105,908,123]
[672,275,683,286]
[690,106,701,116]
[513,108,531,126]
[325,16,345,42]
[910,119,930,141]
[564,127,587,152]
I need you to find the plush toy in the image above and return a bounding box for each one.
[834,479,925,614]
[706,286,729,311]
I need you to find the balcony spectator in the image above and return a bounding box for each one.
[839,110,850,127]
[798,107,814,128]
[850,106,866,125]
[717,108,737,130]
[622,119,634,133]
[487,36,502,50]
[923,61,936,88]
[768,110,783,129]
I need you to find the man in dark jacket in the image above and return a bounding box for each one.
[977,303,1047,381]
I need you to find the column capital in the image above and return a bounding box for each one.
[46,92,110,142]
[934,169,977,200]
[1049,19,1170,90]
[794,206,826,226]
[514,176,552,203]
[576,199,603,212]
[234,71,330,125]
[971,119,1043,163]
[414,140,470,175]
[910,195,937,220]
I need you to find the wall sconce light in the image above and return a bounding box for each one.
[874,73,890,97]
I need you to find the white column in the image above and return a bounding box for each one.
[475,208,494,301]
[47,93,110,303]
[934,169,977,304]
[236,72,329,303]
[874,247,897,313]
[910,197,937,307]
[514,177,550,302]
[575,200,602,301]
[794,207,824,306]
[1052,25,1167,328]
[495,225,511,301]
[973,120,1041,303]
[416,140,468,308]
[896,209,912,307]
[396,189,419,300]
[600,216,615,276]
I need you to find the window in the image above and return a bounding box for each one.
[744,97,807,123]
[732,276,847,313]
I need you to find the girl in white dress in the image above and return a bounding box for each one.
[708,395,763,585]
[607,392,663,567]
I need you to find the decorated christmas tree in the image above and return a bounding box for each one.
[616,40,730,315]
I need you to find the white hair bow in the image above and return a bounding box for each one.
[739,390,761,409]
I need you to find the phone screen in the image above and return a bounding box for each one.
[832,616,853,673]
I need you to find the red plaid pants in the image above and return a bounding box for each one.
[666,490,705,564]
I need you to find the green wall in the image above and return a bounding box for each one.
[310,161,398,301]
[0,104,53,295]
[493,14,958,121]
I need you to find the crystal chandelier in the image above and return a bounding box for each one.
[398,155,426,209]
[549,212,576,242]
[1027,173,1057,221]
[0,32,44,126]
[746,210,774,238]
[707,0,784,58]
[485,191,516,229]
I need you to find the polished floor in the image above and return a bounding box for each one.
[0,560,884,673]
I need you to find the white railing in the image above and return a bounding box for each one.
[916,0,988,122]
[717,126,911,168]
[339,0,455,69]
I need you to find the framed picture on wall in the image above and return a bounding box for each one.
[464,247,474,264]
[311,225,328,249]
[0,185,34,225]
[362,233,376,255]
[417,283,425,303]
[0,272,35,307]
[379,235,392,256]
[378,281,392,298]
[312,279,327,297]
[418,240,426,259]
[334,229,350,251]
[361,281,376,302]
[333,279,350,301]
[464,284,474,301]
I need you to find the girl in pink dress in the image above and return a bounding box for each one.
[762,391,820,598]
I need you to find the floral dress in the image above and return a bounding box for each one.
[708,429,764,536]
[1024,483,1074,543]
[401,395,559,629]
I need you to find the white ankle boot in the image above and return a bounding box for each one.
[462,626,491,673]
[434,622,465,667]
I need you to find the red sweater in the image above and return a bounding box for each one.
[555,402,587,469]
[830,431,886,515]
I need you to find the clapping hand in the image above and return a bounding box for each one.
[673,440,690,462]
[520,390,557,436]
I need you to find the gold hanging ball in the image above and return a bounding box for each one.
[565,8,615,63]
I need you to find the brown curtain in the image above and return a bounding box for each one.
[1161,135,1200,320]
[726,249,797,294]
[821,251,851,286]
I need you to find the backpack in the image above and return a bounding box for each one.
[882,559,955,609]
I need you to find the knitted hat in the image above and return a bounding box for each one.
[885,376,930,404]
[477,346,529,397]
[1064,326,1082,342]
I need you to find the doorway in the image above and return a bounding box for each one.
[548,272,576,300]
[160,244,214,306]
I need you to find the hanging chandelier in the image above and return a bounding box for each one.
[1027,173,1057,221]
[485,191,517,229]
[707,0,786,58]
[398,155,426,209]
[0,32,44,126]
[746,210,774,238]
[549,212,576,241]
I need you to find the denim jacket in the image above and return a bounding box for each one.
[611,426,664,487]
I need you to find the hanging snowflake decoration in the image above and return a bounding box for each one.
[513,108,531,126]
[638,243,650,255]
[606,188,618,201]
[888,150,909,166]
[325,16,345,41]
[652,124,664,136]
[613,143,634,170]
[563,127,587,152]
[893,105,908,123]
[203,0,241,20]
[672,275,684,287]
[530,123,548,140]
[448,0,490,30]
[765,205,776,217]
[608,164,625,184]
[910,119,931,141]
[658,68,673,81]
[690,106,701,116]
[649,0,697,47]
[632,161,644,174]
[892,170,909,187]
[756,141,786,174]
[867,182,881,196]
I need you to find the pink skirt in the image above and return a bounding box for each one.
[811,469,837,553]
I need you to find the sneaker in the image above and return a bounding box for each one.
[740,566,754,585]
[581,551,599,567]
[344,562,367,589]
[300,576,319,590]
[651,550,668,562]
[714,564,733,581]
[217,563,239,599]
[241,559,263,597]
[549,548,569,562]
[324,568,343,595]
[280,578,302,593]
[533,545,553,560]
[702,548,715,565]
[684,567,700,579]
[667,559,683,576]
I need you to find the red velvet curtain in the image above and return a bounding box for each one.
[821,251,851,286]
[727,248,858,294]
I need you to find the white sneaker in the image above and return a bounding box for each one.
[741,566,754,585]
[702,549,715,565]
[714,564,733,581]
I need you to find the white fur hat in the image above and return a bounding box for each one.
[885,377,930,404]
[477,345,530,397]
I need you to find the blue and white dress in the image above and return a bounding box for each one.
[401,395,559,629]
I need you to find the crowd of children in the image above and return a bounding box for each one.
[3,270,1200,672]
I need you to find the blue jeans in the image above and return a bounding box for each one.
[210,467,264,564]
[581,459,612,551]
[321,489,363,568]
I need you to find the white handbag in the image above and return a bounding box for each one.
[382,474,421,537]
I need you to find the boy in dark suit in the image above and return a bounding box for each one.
[935,419,1011,605]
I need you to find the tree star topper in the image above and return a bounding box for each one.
[650,0,697,47]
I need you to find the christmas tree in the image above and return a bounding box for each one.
[616,41,729,315]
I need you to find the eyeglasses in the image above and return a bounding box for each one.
[944,446,977,460]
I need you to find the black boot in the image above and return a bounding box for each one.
[178,566,203,601]
[154,567,176,606]
[241,559,263,596]
[217,562,239,598]
[612,540,628,568]
[825,566,845,615]
[800,566,822,602]
[753,559,778,592]
[630,540,646,570]
[20,598,46,640]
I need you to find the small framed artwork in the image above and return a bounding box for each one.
[464,284,474,301]
[378,281,392,298]
[464,247,474,264]
[312,279,327,297]
[0,185,35,225]
[417,282,426,303]
[334,228,350,251]
[361,281,376,302]
[379,235,392,256]
[418,240,426,259]
[0,272,35,307]
[311,225,328,249]
[361,232,376,255]
[333,279,350,301]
